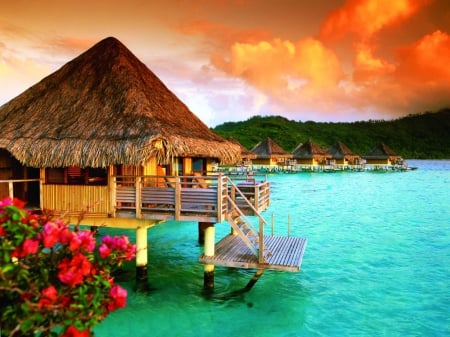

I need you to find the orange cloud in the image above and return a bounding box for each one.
[212,38,343,96]
[320,0,431,40]
[175,20,270,50]
[353,43,396,83]
[395,30,450,83]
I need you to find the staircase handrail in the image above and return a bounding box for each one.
[226,177,270,228]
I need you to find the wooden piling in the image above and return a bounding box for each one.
[135,226,149,291]
[203,224,215,290]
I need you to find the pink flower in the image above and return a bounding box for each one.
[99,243,112,259]
[70,230,95,253]
[108,285,127,311]
[42,221,74,248]
[101,235,136,261]
[42,222,62,248]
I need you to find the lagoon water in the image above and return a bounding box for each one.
[95,160,450,337]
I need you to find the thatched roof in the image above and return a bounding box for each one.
[250,137,293,159]
[227,137,257,160]
[0,37,240,168]
[327,141,360,160]
[363,143,402,160]
[292,139,330,159]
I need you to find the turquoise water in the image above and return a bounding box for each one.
[95,160,450,337]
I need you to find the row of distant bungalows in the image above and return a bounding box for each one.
[224,137,409,172]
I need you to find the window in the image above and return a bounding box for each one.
[45,167,107,185]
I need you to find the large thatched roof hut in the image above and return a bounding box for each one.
[250,137,293,167]
[0,37,240,168]
[292,139,331,165]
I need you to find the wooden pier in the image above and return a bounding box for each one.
[199,234,307,272]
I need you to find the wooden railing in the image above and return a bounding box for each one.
[112,174,270,222]
[0,179,41,208]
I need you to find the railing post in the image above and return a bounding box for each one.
[8,181,14,198]
[110,174,117,217]
[258,217,264,263]
[136,176,142,218]
[217,173,223,223]
[175,176,181,220]
[254,182,259,211]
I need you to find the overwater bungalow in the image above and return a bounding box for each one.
[292,139,332,171]
[363,143,407,170]
[250,137,294,172]
[326,141,364,171]
[0,37,306,290]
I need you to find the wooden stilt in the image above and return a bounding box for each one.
[244,269,265,291]
[135,226,149,291]
[203,224,215,290]
[198,222,210,245]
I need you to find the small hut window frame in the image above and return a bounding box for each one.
[45,167,107,185]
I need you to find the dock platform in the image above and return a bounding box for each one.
[199,234,307,272]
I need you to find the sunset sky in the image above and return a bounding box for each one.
[1,0,449,126]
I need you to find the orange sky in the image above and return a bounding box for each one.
[1,0,449,126]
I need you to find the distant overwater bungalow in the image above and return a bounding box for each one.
[250,137,294,172]
[363,143,410,171]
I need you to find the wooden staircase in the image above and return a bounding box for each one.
[227,205,271,263]
[200,176,307,274]
[226,179,272,263]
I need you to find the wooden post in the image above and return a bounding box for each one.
[198,221,210,244]
[271,213,274,235]
[135,226,149,291]
[258,217,264,263]
[135,176,142,219]
[175,176,181,221]
[287,215,291,237]
[203,224,215,291]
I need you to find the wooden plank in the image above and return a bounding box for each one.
[199,235,307,272]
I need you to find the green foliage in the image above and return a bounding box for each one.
[0,198,135,337]
[213,109,450,159]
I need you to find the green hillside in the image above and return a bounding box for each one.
[212,108,450,159]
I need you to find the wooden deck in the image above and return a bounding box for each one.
[199,234,307,272]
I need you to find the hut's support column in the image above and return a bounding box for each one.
[135,226,149,291]
[203,223,215,291]
[198,222,209,244]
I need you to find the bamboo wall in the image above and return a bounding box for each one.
[42,184,110,215]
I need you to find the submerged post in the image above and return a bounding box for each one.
[135,226,149,291]
[203,223,215,291]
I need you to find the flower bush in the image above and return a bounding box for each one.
[0,198,136,337]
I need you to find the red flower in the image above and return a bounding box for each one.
[61,325,90,337]
[0,224,6,236]
[11,238,40,258]
[38,285,58,309]
[107,285,127,311]
[58,254,93,287]
[12,198,26,209]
